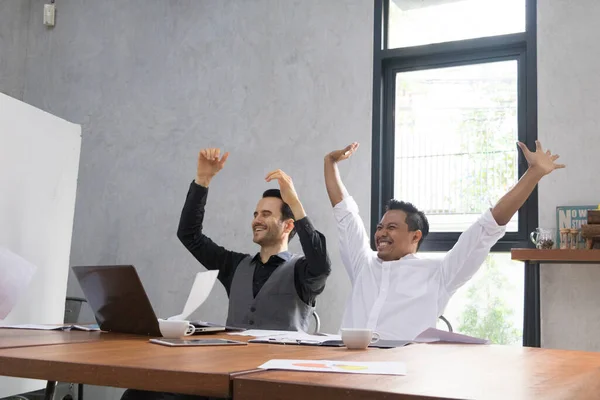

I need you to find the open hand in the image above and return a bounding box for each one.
[517,140,565,176]
[265,169,300,207]
[195,148,229,186]
[326,142,359,163]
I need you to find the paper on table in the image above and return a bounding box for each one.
[258,359,407,376]
[0,247,37,320]
[249,331,342,344]
[227,329,296,337]
[274,331,341,341]
[167,270,218,321]
[414,327,489,344]
[0,324,100,331]
[0,324,63,330]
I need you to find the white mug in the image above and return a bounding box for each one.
[158,319,195,339]
[340,328,380,350]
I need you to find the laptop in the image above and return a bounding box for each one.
[72,265,225,336]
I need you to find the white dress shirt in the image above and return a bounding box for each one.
[334,196,506,340]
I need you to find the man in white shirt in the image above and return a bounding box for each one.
[324,140,565,340]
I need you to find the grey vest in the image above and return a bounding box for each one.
[226,254,314,331]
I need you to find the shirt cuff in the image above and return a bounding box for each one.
[191,180,208,191]
[478,208,507,236]
[189,180,209,202]
[333,196,360,222]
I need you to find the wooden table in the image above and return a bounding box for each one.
[0,329,142,399]
[234,343,600,400]
[511,249,600,348]
[0,333,355,398]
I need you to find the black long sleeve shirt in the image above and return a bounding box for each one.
[176,182,331,306]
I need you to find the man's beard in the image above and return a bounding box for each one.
[253,230,280,246]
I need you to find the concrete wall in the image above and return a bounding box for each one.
[538,0,600,350]
[1,1,373,398]
[0,0,30,100]
[3,0,600,397]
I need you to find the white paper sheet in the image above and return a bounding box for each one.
[227,329,301,337]
[249,331,342,344]
[0,324,63,330]
[258,359,407,376]
[414,327,489,344]
[0,324,100,331]
[0,247,37,319]
[167,270,218,320]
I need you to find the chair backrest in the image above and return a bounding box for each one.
[438,315,453,332]
[64,296,87,324]
[310,310,321,334]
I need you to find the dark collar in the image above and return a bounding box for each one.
[252,251,292,263]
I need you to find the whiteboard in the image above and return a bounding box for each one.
[0,93,81,397]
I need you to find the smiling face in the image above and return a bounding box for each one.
[374,210,423,261]
[251,197,294,247]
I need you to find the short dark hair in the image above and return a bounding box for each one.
[262,189,297,241]
[386,199,429,250]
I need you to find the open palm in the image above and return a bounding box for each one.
[517,140,565,175]
[265,169,299,206]
[327,142,360,163]
[197,148,229,179]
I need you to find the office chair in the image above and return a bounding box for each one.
[311,311,321,334]
[64,297,87,325]
[438,315,453,332]
[45,297,88,400]
[61,297,87,400]
[11,297,87,400]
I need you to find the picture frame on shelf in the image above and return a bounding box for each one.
[556,205,597,249]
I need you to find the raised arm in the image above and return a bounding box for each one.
[177,148,248,294]
[439,140,566,298]
[324,143,358,207]
[265,169,332,305]
[491,140,565,225]
[324,143,375,282]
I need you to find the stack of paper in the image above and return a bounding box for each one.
[247,331,342,345]
[228,329,298,337]
[0,324,100,331]
[259,359,407,376]
[414,328,489,344]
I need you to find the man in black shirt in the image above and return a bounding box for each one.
[121,148,331,400]
[178,148,331,312]
[179,147,331,313]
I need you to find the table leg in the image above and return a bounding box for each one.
[523,261,541,347]
[44,381,57,400]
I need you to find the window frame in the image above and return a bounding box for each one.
[371,0,538,253]
[371,0,540,347]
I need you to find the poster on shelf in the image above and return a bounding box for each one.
[556,205,598,248]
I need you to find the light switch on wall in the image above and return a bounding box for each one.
[43,3,56,27]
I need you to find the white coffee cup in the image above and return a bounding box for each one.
[341,328,380,350]
[158,319,195,339]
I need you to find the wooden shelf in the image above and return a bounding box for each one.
[511,248,600,263]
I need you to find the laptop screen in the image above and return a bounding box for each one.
[72,265,161,336]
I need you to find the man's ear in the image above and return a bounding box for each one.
[412,230,423,245]
[284,219,295,235]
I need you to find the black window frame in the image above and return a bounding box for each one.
[371,0,540,348]
[371,0,538,253]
